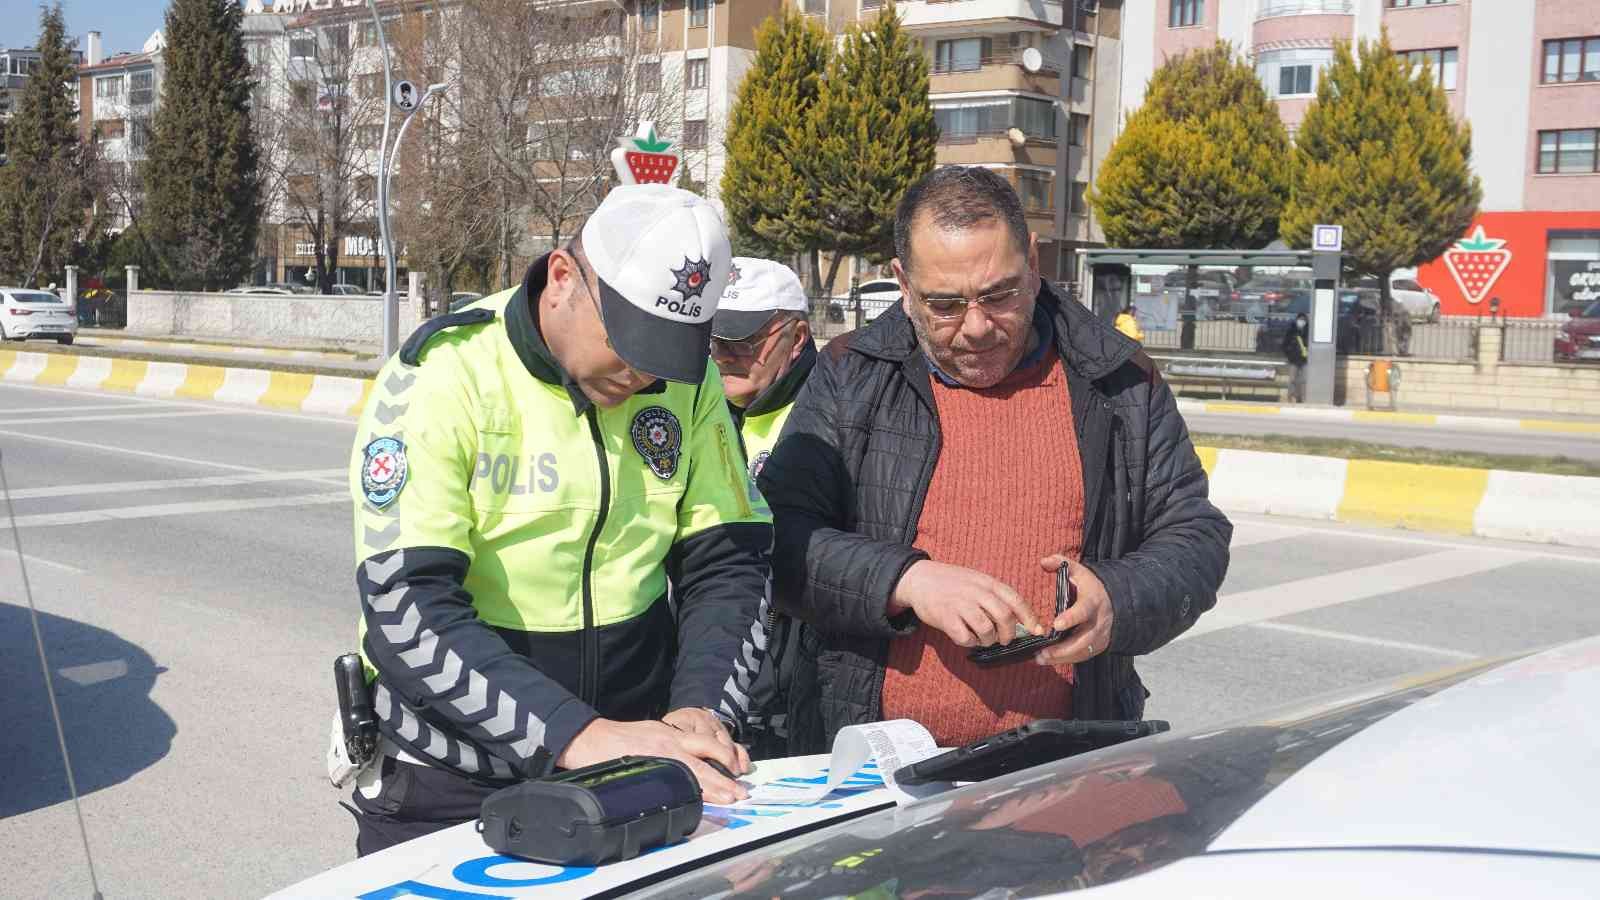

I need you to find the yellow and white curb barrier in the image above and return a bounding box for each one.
[1200,447,1600,549]
[0,348,372,418]
[1178,398,1600,436]
[5,348,1598,549]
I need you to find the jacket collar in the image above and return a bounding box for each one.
[506,253,665,417]
[743,337,818,418]
[843,280,1138,384]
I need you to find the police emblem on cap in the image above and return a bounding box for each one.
[631,407,683,480]
[726,262,742,287]
[362,436,409,508]
[672,257,712,301]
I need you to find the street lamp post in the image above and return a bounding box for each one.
[367,0,445,357]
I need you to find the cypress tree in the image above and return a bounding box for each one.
[1282,33,1481,317]
[143,0,261,290]
[720,9,829,275]
[0,4,92,288]
[804,5,937,289]
[1091,41,1289,249]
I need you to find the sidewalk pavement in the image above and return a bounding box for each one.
[1176,398,1600,436]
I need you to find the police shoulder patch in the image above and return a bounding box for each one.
[749,450,771,482]
[630,406,683,481]
[362,436,409,508]
[399,308,495,367]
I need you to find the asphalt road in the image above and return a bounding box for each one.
[1184,410,1600,462]
[2,382,1598,898]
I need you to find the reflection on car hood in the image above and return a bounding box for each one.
[632,643,1600,898]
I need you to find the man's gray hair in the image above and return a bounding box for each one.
[893,166,1028,273]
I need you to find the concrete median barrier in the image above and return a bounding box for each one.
[4,348,1596,549]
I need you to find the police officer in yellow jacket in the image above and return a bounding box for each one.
[348,185,771,854]
[708,257,818,759]
[709,257,817,481]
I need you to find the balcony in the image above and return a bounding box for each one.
[929,52,1061,94]
[1256,0,1352,20]
[935,132,1057,167]
[900,0,1064,33]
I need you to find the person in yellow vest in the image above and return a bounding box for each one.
[343,185,771,854]
[1114,302,1144,343]
[709,257,817,480]
[708,257,819,759]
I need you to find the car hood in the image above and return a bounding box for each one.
[633,640,1600,898]
[1565,318,1600,336]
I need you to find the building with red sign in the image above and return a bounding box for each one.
[1120,0,1599,318]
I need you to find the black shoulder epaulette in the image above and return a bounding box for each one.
[399,308,495,366]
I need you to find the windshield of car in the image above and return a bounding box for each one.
[9,291,64,304]
[1583,301,1600,319]
[633,657,1506,899]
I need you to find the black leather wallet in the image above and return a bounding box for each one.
[967,561,1074,665]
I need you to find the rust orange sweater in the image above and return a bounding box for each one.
[881,353,1085,747]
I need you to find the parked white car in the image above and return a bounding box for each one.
[829,279,902,324]
[0,286,78,344]
[1361,273,1441,322]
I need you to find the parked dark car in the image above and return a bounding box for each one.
[1254,289,1385,355]
[1555,301,1600,362]
[1232,273,1313,323]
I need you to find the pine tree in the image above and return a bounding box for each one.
[720,9,829,277]
[1091,41,1289,249]
[1282,33,1480,317]
[804,5,936,291]
[0,4,93,288]
[143,0,261,290]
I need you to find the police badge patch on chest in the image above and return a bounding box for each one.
[749,450,771,481]
[362,436,409,508]
[630,406,682,481]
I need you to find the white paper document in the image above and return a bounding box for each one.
[743,719,954,807]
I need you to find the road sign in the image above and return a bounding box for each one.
[1313,223,1343,253]
[392,79,418,112]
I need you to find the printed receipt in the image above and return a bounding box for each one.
[743,719,953,807]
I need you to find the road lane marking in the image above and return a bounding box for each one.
[6,491,349,529]
[1248,622,1479,660]
[0,381,360,426]
[1223,512,1600,565]
[0,553,87,574]
[1229,521,1310,549]
[1184,547,1533,641]
[0,402,181,415]
[0,427,279,473]
[6,468,348,500]
[3,409,232,426]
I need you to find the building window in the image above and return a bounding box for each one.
[933,97,1056,142]
[641,0,659,33]
[934,38,989,74]
[292,82,315,109]
[356,22,377,47]
[1256,47,1331,98]
[355,124,382,148]
[1016,171,1052,212]
[1547,232,1600,315]
[94,76,123,101]
[1386,0,1452,7]
[325,25,350,53]
[684,119,706,148]
[637,61,660,93]
[1398,47,1457,90]
[1068,112,1089,147]
[690,0,708,28]
[130,118,151,153]
[803,0,825,16]
[687,58,708,89]
[96,119,126,141]
[1542,37,1600,85]
[357,72,383,100]
[290,36,317,59]
[1168,0,1202,28]
[1072,44,1092,79]
[1538,128,1598,174]
[129,70,154,106]
[1069,181,1087,215]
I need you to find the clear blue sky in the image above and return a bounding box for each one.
[3,0,170,56]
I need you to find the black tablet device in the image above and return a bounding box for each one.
[893,719,1170,786]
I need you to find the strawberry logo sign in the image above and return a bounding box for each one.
[1442,226,1512,306]
[610,122,680,185]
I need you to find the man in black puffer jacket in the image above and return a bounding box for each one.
[757,168,1230,752]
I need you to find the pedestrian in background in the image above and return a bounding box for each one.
[1283,313,1309,403]
[1114,303,1144,342]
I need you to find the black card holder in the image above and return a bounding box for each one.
[967,561,1075,665]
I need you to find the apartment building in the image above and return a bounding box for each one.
[0,43,85,164]
[77,32,165,233]
[1119,0,1600,317]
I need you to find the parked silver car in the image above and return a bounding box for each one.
[0,286,79,344]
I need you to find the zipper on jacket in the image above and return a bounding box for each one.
[715,422,755,519]
[579,408,611,707]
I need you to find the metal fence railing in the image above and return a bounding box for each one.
[1502,319,1565,364]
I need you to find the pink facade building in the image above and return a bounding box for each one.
[1117,0,1600,316]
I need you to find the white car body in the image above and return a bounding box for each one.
[1365,272,1440,321]
[0,286,79,344]
[831,279,902,323]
